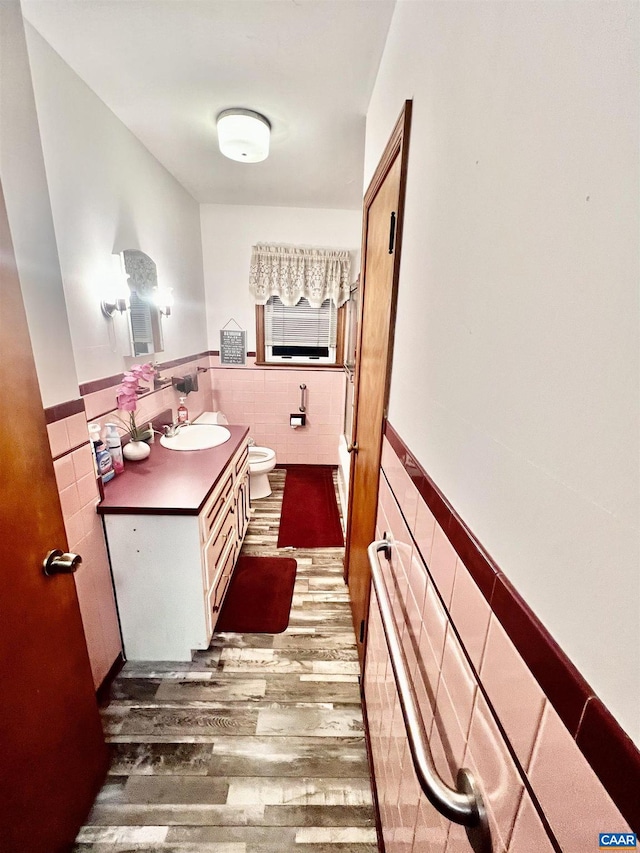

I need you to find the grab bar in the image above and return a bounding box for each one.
[299,384,307,412]
[367,539,492,853]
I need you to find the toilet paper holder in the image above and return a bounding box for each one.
[290,413,306,428]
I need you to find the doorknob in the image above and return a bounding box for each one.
[347,441,359,453]
[43,550,82,576]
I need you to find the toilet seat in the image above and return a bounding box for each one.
[249,447,275,470]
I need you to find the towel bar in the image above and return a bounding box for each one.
[367,539,492,853]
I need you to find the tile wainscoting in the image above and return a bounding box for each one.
[209,354,346,466]
[44,351,347,688]
[363,425,638,852]
[45,405,122,689]
[45,354,214,688]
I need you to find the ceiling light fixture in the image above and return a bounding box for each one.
[216,108,271,163]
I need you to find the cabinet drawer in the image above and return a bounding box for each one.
[204,503,236,592]
[200,470,233,542]
[208,541,236,632]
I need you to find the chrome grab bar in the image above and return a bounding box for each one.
[367,539,492,853]
[299,384,307,412]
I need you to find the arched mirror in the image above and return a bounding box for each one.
[122,249,164,356]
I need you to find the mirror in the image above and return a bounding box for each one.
[122,249,164,355]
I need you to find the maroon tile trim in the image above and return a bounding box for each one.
[209,351,256,358]
[385,421,497,601]
[51,441,90,462]
[44,397,86,424]
[576,698,640,832]
[383,419,640,823]
[154,351,211,371]
[491,574,592,735]
[277,463,338,470]
[78,352,211,395]
[79,372,126,396]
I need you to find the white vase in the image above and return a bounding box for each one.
[123,440,151,461]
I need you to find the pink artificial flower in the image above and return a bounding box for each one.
[116,393,137,412]
[134,363,156,383]
[115,363,156,426]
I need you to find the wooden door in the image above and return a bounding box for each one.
[0,182,108,852]
[345,103,411,666]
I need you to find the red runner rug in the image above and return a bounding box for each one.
[215,555,297,634]
[277,465,344,548]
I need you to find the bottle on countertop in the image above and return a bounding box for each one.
[177,396,189,424]
[104,422,124,474]
[88,422,105,497]
[95,439,115,484]
[88,423,101,470]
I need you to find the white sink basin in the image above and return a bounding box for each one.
[160,424,231,451]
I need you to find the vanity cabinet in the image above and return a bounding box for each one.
[99,429,249,661]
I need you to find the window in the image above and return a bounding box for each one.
[256,296,346,365]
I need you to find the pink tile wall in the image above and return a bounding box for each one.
[210,365,346,465]
[527,703,630,851]
[363,438,629,853]
[49,424,121,688]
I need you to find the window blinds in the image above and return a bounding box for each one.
[129,290,154,356]
[265,295,337,348]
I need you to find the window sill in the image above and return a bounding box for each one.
[254,361,345,370]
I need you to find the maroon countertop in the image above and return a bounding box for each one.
[98,425,249,516]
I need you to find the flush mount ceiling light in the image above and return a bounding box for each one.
[216,108,271,163]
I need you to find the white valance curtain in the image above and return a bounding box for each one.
[249,244,351,308]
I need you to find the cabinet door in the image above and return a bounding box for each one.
[200,470,234,543]
[208,541,236,632]
[204,503,236,592]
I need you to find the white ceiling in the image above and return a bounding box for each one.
[22,0,396,210]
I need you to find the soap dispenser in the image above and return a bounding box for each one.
[177,396,189,424]
[105,423,124,474]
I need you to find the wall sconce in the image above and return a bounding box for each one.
[216,108,271,162]
[101,253,130,317]
[154,287,174,317]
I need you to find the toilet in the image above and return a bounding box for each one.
[246,445,276,499]
[193,412,276,499]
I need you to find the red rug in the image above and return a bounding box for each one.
[277,465,344,548]
[215,555,297,634]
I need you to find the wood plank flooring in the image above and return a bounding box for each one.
[74,469,377,852]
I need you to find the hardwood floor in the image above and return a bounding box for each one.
[74,469,377,852]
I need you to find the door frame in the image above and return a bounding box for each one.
[344,101,412,640]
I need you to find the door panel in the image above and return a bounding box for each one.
[0,181,108,852]
[345,103,411,666]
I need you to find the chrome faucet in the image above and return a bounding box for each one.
[162,422,187,438]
